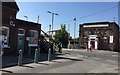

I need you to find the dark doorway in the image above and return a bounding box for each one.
[91,41,95,49]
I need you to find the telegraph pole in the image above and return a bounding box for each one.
[37,15,39,23]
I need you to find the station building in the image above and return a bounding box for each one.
[79,22,119,51]
[0,1,41,55]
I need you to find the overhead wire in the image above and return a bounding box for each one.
[54,5,118,25]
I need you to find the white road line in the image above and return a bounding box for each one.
[111,55,118,57]
[92,57,117,63]
[76,54,88,57]
[92,57,101,60]
[106,60,116,62]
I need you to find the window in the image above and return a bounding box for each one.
[84,31,88,37]
[0,26,9,47]
[91,30,96,35]
[103,30,107,35]
[18,29,25,35]
[29,30,38,46]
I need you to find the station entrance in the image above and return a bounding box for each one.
[88,35,98,50]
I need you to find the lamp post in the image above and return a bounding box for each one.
[49,25,51,37]
[47,11,58,61]
[73,18,76,48]
[68,24,70,49]
[47,11,58,39]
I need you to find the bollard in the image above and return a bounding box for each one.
[34,49,38,63]
[38,47,40,61]
[18,50,23,66]
[48,48,51,61]
[28,46,31,57]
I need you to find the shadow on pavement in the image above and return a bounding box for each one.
[2,53,56,68]
[51,60,62,63]
[2,52,83,68]
[1,70,13,73]
[55,57,83,61]
[37,62,49,65]
[21,65,34,68]
[2,55,34,68]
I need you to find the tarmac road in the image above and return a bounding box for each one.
[1,49,119,74]
[62,49,119,66]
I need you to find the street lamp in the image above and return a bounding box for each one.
[47,11,58,39]
[49,25,51,37]
[73,18,76,47]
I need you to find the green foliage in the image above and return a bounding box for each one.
[54,24,68,48]
[70,37,79,44]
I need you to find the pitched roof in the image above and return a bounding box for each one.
[2,0,19,11]
[16,19,41,26]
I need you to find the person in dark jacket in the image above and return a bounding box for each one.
[58,42,62,53]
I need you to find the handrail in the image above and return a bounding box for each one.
[41,30,60,52]
[41,30,55,42]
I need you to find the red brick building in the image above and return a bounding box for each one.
[0,1,41,55]
[79,22,119,51]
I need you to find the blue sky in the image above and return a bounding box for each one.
[16,2,119,38]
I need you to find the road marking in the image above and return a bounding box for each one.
[92,57,117,63]
[76,54,88,58]
[92,57,101,60]
[106,60,116,63]
[76,54,80,57]
[111,55,118,57]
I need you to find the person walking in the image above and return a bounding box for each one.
[1,41,4,56]
[90,43,92,52]
[58,42,62,53]
[86,44,88,51]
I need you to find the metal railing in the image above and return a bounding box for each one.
[41,30,60,52]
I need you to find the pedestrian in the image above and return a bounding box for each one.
[0,41,4,56]
[51,42,53,53]
[58,42,62,53]
[86,44,88,51]
[90,44,92,52]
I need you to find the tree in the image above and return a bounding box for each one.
[54,24,68,48]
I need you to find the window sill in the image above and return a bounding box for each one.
[4,45,10,48]
[28,44,38,47]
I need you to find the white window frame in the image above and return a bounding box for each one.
[0,26,10,48]
[28,30,38,47]
[18,28,25,35]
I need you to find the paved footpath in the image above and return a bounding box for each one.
[0,49,119,74]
